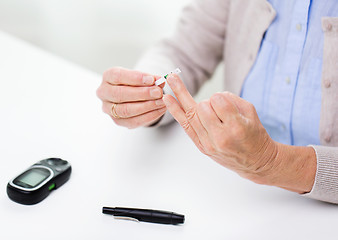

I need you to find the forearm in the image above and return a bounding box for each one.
[264,143,317,194]
[135,0,228,94]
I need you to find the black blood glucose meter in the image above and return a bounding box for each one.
[7,158,71,205]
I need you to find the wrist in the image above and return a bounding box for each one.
[267,143,316,193]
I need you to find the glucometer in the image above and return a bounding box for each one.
[7,158,71,205]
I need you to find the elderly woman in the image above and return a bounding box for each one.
[96,0,338,204]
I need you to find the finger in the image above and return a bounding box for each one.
[164,74,207,144]
[223,92,256,119]
[103,67,160,86]
[113,107,167,129]
[166,74,197,112]
[211,92,255,120]
[209,92,240,123]
[163,94,201,148]
[102,99,166,118]
[185,101,210,145]
[103,84,163,103]
[196,100,223,134]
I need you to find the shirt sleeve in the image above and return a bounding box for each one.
[304,145,338,204]
[134,0,229,126]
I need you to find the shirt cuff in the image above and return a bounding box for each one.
[303,145,338,204]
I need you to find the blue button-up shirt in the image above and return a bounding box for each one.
[241,0,338,146]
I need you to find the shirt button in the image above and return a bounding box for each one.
[296,23,302,32]
[285,76,291,84]
[324,79,331,88]
[281,124,287,131]
[249,53,254,61]
[267,6,272,13]
[325,23,333,31]
[324,134,332,143]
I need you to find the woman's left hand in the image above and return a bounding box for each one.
[162,74,316,192]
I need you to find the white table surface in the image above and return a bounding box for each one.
[0,31,337,240]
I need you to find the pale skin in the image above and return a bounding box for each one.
[97,67,317,194]
[96,67,167,128]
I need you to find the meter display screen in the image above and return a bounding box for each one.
[7,158,71,205]
[13,168,51,189]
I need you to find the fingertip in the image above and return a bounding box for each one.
[158,106,167,113]
[166,74,180,87]
[210,93,225,105]
[199,99,212,110]
[166,74,186,96]
[209,94,223,112]
[220,91,251,115]
[209,92,237,120]
[223,91,247,106]
[162,94,172,106]
[170,73,180,78]
[142,75,155,85]
[212,92,237,105]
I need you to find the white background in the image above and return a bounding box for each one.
[1,2,338,239]
[1,31,338,240]
[0,0,223,101]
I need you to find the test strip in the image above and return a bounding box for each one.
[155,68,181,86]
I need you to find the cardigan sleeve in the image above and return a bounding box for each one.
[304,145,338,204]
[305,18,338,204]
[134,0,229,126]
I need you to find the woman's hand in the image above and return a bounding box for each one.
[163,74,316,193]
[96,67,166,128]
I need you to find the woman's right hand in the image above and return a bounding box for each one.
[96,67,166,129]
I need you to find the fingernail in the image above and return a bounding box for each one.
[143,75,154,85]
[150,88,162,98]
[214,94,223,102]
[155,99,165,106]
[162,95,170,106]
[166,74,177,87]
[166,74,174,80]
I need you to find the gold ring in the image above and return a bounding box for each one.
[111,103,120,119]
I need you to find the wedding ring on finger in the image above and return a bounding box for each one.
[111,103,121,119]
